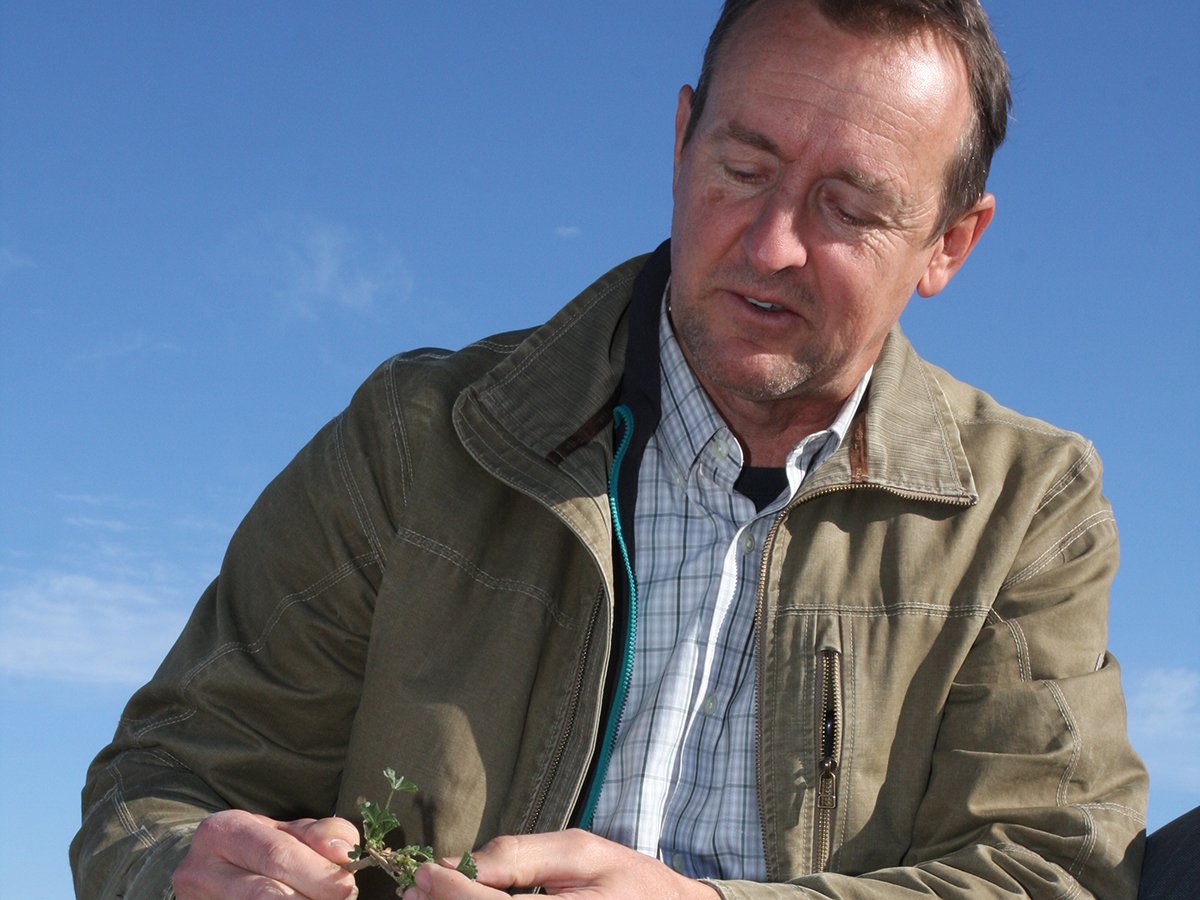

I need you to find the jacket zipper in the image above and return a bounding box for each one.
[523,591,603,833]
[815,648,843,872]
[575,404,639,829]
[752,510,787,878]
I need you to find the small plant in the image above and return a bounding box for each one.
[345,768,477,893]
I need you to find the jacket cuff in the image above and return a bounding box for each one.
[702,879,820,899]
[123,824,195,900]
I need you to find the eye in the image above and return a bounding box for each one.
[820,186,878,230]
[722,164,765,185]
[834,206,873,228]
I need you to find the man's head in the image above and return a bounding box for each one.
[685,0,1010,239]
[667,0,1008,436]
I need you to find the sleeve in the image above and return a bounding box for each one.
[69,361,410,899]
[706,443,1148,899]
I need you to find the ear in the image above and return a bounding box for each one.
[917,193,995,298]
[673,85,695,192]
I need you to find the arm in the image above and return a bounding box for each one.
[70,362,407,899]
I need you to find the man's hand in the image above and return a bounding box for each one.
[400,830,720,900]
[172,809,361,899]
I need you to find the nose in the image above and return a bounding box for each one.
[740,191,808,275]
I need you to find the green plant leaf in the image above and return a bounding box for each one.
[456,850,478,880]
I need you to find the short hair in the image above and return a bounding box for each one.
[683,0,1012,238]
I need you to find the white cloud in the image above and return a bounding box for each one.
[237,214,413,320]
[0,569,192,685]
[1125,666,1200,795]
[554,225,582,240]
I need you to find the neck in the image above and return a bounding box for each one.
[711,390,848,467]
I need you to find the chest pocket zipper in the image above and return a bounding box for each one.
[815,647,843,872]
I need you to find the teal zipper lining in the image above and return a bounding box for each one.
[578,403,639,829]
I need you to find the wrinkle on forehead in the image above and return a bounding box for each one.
[702,0,972,217]
[717,0,971,128]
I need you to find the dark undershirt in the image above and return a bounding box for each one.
[733,465,789,513]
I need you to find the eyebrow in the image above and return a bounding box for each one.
[721,119,916,222]
[723,121,782,156]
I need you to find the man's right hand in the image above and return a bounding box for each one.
[172,809,361,899]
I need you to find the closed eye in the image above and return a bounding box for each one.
[723,164,766,185]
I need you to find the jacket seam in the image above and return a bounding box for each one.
[334,416,385,563]
[958,415,1077,439]
[1044,679,1095,881]
[1001,511,1115,588]
[837,621,856,866]
[914,360,967,495]
[383,356,415,506]
[108,778,158,850]
[983,609,1036,685]
[472,338,523,352]
[1045,681,1082,808]
[130,552,379,738]
[775,604,990,619]
[1036,444,1097,515]
[1076,801,1145,825]
[1070,804,1098,881]
[393,525,580,629]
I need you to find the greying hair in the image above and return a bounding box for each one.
[684,0,1011,237]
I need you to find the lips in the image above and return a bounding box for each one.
[744,295,784,311]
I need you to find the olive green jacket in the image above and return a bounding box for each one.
[72,251,1147,898]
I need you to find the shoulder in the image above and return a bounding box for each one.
[920,354,1104,486]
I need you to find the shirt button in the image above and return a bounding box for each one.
[673,471,686,488]
[703,695,717,716]
[740,533,755,553]
[713,441,728,459]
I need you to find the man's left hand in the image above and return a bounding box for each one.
[400,829,721,900]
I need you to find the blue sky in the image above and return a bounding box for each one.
[2,2,1197,897]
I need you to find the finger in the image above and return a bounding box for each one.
[178,810,358,899]
[277,815,362,864]
[412,861,508,899]
[468,831,598,890]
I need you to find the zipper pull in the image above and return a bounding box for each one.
[817,756,839,810]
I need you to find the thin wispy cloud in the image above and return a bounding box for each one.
[73,331,183,364]
[0,569,193,685]
[236,214,414,320]
[554,226,582,240]
[55,492,150,508]
[0,493,230,685]
[1126,666,1200,796]
[65,515,132,533]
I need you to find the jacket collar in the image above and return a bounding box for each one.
[453,244,977,513]
[802,328,979,505]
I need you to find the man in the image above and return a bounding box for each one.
[72,1,1149,898]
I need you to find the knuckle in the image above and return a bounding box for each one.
[488,833,522,855]
[257,838,298,880]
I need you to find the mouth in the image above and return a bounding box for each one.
[743,295,785,312]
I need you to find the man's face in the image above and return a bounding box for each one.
[669,0,990,418]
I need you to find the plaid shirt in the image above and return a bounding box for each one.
[591,296,869,879]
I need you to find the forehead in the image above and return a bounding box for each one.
[705,0,972,189]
